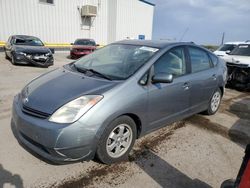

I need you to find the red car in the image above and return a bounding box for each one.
[221,144,250,188]
[70,39,97,59]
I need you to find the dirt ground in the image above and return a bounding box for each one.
[0,52,248,188]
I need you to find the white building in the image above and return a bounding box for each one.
[0,0,155,45]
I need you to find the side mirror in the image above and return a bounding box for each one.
[152,73,173,84]
[225,50,231,54]
[96,44,100,46]
[70,43,74,45]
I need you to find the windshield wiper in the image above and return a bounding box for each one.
[73,64,112,81]
[86,69,113,81]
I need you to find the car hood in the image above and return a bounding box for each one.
[72,45,96,50]
[223,55,250,65]
[22,67,119,114]
[15,45,51,54]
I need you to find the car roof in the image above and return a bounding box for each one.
[225,41,246,45]
[75,38,95,41]
[114,40,195,49]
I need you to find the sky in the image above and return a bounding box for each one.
[151,0,250,45]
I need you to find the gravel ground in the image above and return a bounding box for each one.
[0,52,246,188]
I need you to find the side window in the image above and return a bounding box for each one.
[154,47,186,77]
[39,0,54,4]
[188,47,212,73]
[209,53,218,66]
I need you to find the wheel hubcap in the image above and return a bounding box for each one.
[211,91,221,112]
[106,124,132,158]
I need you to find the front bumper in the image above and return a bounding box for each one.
[226,62,250,89]
[13,53,54,67]
[70,50,92,58]
[11,95,96,163]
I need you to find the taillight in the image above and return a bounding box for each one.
[239,160,250,188]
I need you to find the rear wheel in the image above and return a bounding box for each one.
[204,88,222,115]
[96,116,136,164]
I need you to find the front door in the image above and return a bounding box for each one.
[147,46,190,132]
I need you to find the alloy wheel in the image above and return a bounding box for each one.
[106,124,133,158]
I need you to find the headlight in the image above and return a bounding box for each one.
[49,95,103,124]
[16,52,26,56]
[45,52,52,56]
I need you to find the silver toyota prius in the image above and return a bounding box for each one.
[12,40,227,164]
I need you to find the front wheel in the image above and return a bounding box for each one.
[11,55,17,65]
[5,52,9,59]
[96,116,136,164]
[204,88,222,115]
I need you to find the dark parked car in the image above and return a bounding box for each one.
[4,35,53,67]
[70,38,97,59]
[221,144,250,188]
[12,40,227,164]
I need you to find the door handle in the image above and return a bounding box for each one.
[182,82,190,90]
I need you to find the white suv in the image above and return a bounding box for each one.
[214,41,244,57]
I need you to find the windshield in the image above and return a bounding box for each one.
[14,37,44,46]
[230,44,250,56]
[74,44,159,80]
[74,39,96,46]
[217,44,237,52]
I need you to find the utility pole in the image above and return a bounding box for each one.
[179,27,189,42]
[221,32,225,45]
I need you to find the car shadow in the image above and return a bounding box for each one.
[135,150,212,188]
[0,164,23,188]
[227,97,250,146]
[66,55,72,60]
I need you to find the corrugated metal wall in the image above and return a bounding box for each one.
[0,0,108,44]
[116,0,154,41]
[0,0,153,44]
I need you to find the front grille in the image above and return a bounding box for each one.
[22,105,50,119]
[76,49,91,52]
[31,58,47,63]
[226,62,249,68]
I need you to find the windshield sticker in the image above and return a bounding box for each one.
[139,46,159,52]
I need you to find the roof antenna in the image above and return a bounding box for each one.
[179,27,189,42]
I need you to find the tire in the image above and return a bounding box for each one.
[96,116,137,164]
[5,52,9,60]
[220,179,235,188]
[204,88,222,115]
[11,55,16,65]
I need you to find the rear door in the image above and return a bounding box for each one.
[187,46,218,113]
[147,46,191,131]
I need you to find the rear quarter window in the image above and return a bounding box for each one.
[209,53,218,66]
